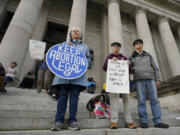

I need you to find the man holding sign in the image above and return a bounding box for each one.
[50,27,91,131]
[103,42,137,129]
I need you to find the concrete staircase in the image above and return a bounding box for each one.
[0,87,180,135]
[0,128,180,135]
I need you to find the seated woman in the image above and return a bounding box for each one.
[19,70,35,89]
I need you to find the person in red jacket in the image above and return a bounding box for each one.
[0,63,6,93]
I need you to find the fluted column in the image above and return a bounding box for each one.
[67,0,87,41]
[0,0,8,17]
[107,0,125,54]
[135,8,159,67]
[0,0,44,71]
[101,8,109,55]
[19,0,52,80]
[159,17,180,76]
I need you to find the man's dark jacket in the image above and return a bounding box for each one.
[129,51,161,81]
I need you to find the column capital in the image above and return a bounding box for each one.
[135,7,147,15]
[107,0,120,4]
[159,16,169,24]
[44,0,52,5]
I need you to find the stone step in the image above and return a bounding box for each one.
[0,116,180,131]
[0,89,98,107]
[0,98,179,117]
[0,101,179,120]
[1,108,178,121]
[0,87,180,131]
[0,127,180,135]
[1,88,177,114]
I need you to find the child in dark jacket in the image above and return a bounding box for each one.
[87,77,96,94]
[19,70,35,89]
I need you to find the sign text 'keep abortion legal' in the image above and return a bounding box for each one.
[46,42,87,79]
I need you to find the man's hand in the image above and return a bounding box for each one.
[112,57,118,61]
[156,80,161,86]
[68,42,73,46]
[127,60,131,66]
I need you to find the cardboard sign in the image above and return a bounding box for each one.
[106,59,129,94]
[46,42,88,79]
[29,39,46,60]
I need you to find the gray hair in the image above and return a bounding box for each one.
[69,26,83,41]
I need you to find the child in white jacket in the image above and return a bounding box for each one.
[5,62,18,85]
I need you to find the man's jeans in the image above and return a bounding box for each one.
[135,79,162,125]
[55,85,80,124]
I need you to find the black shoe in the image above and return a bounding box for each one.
[68,122,80,131]
[140,122,149,128]
[1,88,7,93]
[51,122,63,131]
[154,123,169,128]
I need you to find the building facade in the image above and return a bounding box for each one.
[0,0,180,91]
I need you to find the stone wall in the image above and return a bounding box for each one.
[159,93,180,110]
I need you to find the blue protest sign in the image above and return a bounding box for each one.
[46,42,88,79]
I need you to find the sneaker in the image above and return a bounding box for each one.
[46,90,49,94]
[68,122,80,131]
[154,123,169,128]
[1,88,7,93]
[37,90,41,93]
[51,122,63,131]
[110,122,118,129]
[140,122,149,128]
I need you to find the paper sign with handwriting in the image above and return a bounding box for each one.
[106,59,129,94]
[29,39,46,60]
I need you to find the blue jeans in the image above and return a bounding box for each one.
[55,84,80,124]
[4,76,13,86]
[135,79,162,125]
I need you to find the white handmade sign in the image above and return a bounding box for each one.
[29,39,46,60]
[106,59,129,94]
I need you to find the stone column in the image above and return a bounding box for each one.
[67,0,87,41]
[159,17,180,76]
[0,0,8,26]
[0,0,44,71]
[0,0,8,16]
[100,8,109,92]
[19,0,52,80]
[135,8,159,67]
[107,0,125,54]
[101,8,109,56]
